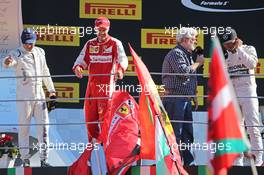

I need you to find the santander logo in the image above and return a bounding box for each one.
[181,0,264,12]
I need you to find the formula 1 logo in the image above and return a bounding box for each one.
[181,0,264,12]
[80,0,142,20]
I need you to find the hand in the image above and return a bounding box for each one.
[49,92,56,97]
[233,38,243,50]
[74,65,83,78]
[192,97,198,111]
[244,152,255,161]
[4,56,13,66]
[195,55,205,67]
[47,94,57,112]
[230,38,243,53]
[116,69,124,80]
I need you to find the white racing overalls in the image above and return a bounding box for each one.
[3,46,55,161]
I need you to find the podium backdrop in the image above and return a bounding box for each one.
[21,0,264,111]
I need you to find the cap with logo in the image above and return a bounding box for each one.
[221,28,237,44]
[21,28,37,44]
[94,16,110,29]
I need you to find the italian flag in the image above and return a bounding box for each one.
[130,166,156,175]
[129,44,188,175]
[5,168,32,175]
[207,37,249,175]
[155,117,178,175]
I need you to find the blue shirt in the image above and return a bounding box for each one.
[162,45,197,95]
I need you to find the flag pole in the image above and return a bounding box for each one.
[249,157,258,175]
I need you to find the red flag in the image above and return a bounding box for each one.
[67,149,92,175]
[102,91,140,175]
[68,91,139,175]
[129,44,188,175]
[208,37,249,175]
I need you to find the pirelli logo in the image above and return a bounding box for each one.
[191,86,204,106]
[255,58,264,78]
[203,58,210,78]
[197,86,204,106]
[44,83,80,103]
[80,0,142,20]
[125,56,136,76]
[24,24,80,46]
[141,29,204,49]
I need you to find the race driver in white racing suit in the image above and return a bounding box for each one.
[3,28,56,167]
[73,16,128,141]
[222,28,263,166]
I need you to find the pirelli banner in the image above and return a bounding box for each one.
[141,28,204,49]
[21,0,264,110]
[80,0,142,20]
[125,56,137,76]
[24,24,81,46]
[43,83,80,103]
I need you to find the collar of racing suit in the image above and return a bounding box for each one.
[20,45,35,54]
[96,35,111,45]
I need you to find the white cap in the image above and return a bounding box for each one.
[176,27,198,43]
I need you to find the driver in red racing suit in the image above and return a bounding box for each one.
[73,16,128,140]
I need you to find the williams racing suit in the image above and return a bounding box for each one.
[226,45,263,166]
[3,46,55,161]
[73,37,128,140]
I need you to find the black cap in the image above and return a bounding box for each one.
[221,28,237,44]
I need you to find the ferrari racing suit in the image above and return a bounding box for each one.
[73,37,128,140]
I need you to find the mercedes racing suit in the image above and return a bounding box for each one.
[73,37,128,140]
[226,45,263,165]
[3,46,55,161]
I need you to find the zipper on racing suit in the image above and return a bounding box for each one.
[31,53,38,98]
